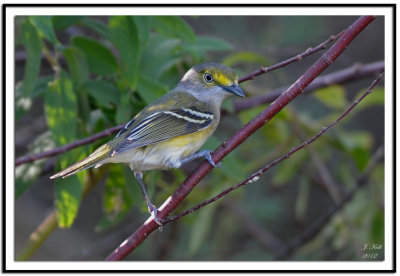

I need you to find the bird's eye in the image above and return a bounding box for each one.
[203,73,214,83]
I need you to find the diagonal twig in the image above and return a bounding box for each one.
[160,73,383,225]
[238,30,345,83]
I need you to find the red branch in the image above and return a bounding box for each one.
[105,15,376,261]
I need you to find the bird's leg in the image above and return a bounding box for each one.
[180,150,221,167]
[134,171,163,226]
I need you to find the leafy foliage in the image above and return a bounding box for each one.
[16,16,234,230]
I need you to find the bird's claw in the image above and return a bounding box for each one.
[205,151,222,167]
[148,203,163,227]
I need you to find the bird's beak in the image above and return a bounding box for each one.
[222,83,246,97]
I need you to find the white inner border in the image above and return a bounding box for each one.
[4,4,394,272]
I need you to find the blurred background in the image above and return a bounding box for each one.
[14,15,385,261]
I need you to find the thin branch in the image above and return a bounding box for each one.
[105,16,377,261]
[160,72,383,225]
[15,125,123,166]
[15,61,384,167]
[234,61,384,112]
[275,145,385,260]
[238,30,345,83]
[15,211,58,261]
[41,44,59,73]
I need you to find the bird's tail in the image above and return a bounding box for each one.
[50,143,111,179]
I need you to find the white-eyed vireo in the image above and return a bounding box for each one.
[50,62,245,225]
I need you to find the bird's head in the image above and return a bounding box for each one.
[177,63,245,104]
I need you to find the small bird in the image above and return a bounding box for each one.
[50,62,245,225]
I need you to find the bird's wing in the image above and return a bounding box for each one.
[110,92,214,155]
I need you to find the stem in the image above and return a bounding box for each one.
[16,211,58,261]
[42,44,60,77]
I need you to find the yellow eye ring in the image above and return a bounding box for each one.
[203,72,214,83]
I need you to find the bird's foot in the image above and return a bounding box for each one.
[204,150,222,168]
[148,203,163,227]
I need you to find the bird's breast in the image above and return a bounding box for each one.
[108,127,215,172]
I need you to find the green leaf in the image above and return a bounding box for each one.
[189,204,217,255]
[54,145,88,228]
[55,173,83,228]
[45,71,77,146]
[52,16,86,29]
[130,16,151,46]
[81,80,120,108]
[96,166,140,232]
[152,16,195,42]
[63,46,91,124]
[182,36,233,54]
[104,166,135,213]
[313,85,348,109]
[136,75,168,104]
[140,34,182,78]
[63,46,89,85]
[31,76,54,98]
[20,19,42,96]
[29,16,58,44]
[339,131,373,151]
[116,93,133,124]
[338,131,373,171]
[355,87,384,111]
[44,72,85,228]
[81,18,111,40]
[71,36,118,76]
[55,147,88,228]
[351,147,371,171]
[223,51,268,67]
[76,87,91,127]
[109,16,140,90]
